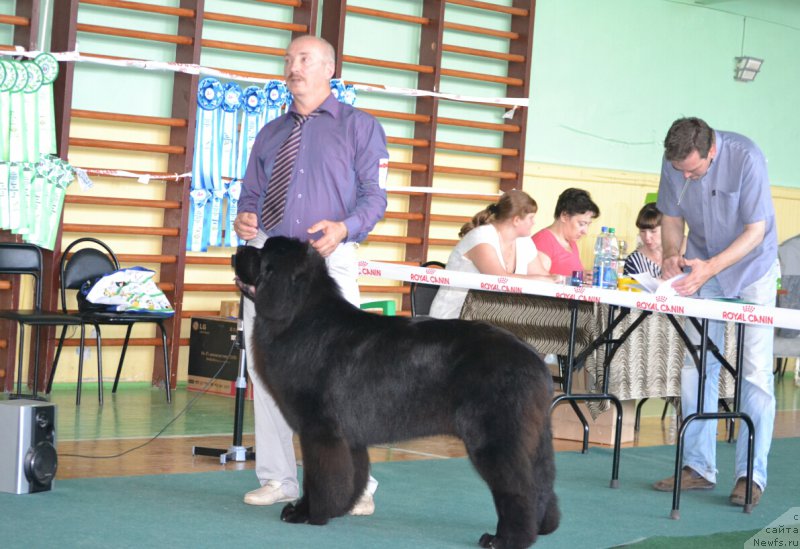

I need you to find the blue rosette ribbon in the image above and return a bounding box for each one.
[236,85,266,180]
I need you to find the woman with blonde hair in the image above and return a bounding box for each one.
[430,189,561,319]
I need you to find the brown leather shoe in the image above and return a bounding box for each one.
[653,466,715,492]
[729,478,762,507]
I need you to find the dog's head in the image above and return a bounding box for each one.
[234,237,330,321]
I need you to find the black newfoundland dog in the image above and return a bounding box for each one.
[235,237,559,549]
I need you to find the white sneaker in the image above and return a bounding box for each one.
[348,490,375,516]
[243,480,296,506]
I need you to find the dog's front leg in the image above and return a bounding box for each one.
[281,496,315,524]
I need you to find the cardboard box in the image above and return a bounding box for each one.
[551,396,635,446]
[187,317,252,399]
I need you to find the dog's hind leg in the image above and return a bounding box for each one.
[467,441,538,549]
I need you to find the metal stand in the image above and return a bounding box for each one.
[192,295,255,464]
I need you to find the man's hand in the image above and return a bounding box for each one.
[308,220,347,257]
[671,257,714,296]
[234,212,259,241]
[661,254,686,279]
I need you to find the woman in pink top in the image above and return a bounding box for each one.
[532,188,600,279]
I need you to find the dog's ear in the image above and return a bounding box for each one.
[234,246,261,285]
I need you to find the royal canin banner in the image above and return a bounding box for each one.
[358,261,800,331]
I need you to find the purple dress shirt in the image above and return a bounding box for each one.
[239,93,388,243]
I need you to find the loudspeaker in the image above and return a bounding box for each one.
[0,399,57,494]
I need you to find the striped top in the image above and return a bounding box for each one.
[623,250,662,278]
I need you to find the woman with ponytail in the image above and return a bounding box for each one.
[429,190,561,319]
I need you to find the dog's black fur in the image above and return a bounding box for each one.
[235,237,559,548]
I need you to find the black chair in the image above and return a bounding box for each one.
[0,241,101,402]
[47,237,172,403]
[409,260,445,317]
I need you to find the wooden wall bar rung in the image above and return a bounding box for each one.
[387,137,430,148]
[367,234,423,245]
[204,12,307,32]
[62,224,180,237]
[201,39,284,57]
[436,141,519,156]
[385,211,425,221]
[252,0,303,7]
[343,55,433,74]
[65,196,181,209]
[360,285,409,295]
[69,138,184,155]
[446,0,529,17]
[72,109,187,128]
[76,23,194,45]
[389,190,500,202]
[79,166,184,181]
[0,15,29,25]
[437,117,519,132]
[434,165,517,179]
[60,337,168,347]
[440,68,524,86]
[430,213,471,223]
[441,43,525,63]
[345,6,429,26]
[443,21,519,40]
[359,108,429,123]
[79,0,195,18]
[185,256,234,266]
[389,161,427,172]
[115,254,177,264]
[428,238,459,247]
[206,65,284,82]
[184,284,237,292]
[69,137,186,154]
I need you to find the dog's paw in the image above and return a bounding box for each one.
[280,502,309,524]
[478,533,496,548]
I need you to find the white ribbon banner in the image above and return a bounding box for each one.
[358,260,800,331]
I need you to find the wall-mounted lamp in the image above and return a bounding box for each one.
[734,56,763,82]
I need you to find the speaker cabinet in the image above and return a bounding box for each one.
[0,400,57,494]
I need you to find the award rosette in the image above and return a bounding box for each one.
[0,59,15,229]
[34,53,59,155]
[236,85,266,180]
[23,62,44,162]
[343,84,357,106]
[224,179,242,247]
[330,78,346,103]
[264,80,288,124]
[189,78,224,251]
[8,60,29,164]
[219,81,242,180]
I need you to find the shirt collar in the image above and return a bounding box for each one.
[289,92,340,119]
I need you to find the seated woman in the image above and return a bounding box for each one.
[623,202,663,278]
[532,188,600,279]
[429,190,560,319]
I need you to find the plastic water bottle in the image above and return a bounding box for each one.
[592,227,608,288]
[607,228,619,289]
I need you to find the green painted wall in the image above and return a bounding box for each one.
[529,0,800,187]
[4,0,799,186]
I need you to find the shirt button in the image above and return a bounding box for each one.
[297,193,302,198]
[296,219,300,224]
[299,168,304,174]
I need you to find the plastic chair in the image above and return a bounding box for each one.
[47,237,172,403]
[409,260,445,317]
[0,241,102,403]
[775,234,800,379]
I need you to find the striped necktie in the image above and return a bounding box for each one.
[261,111,318,231]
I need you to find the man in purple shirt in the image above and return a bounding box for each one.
[234,34,388,514]
[653,117,779,507]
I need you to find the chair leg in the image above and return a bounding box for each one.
[112,324,133,394]
[94,324,104,405]
[47,325,69,394]
[76,325,86,406]
[158,321,172,403]
[15,323,26,396]
[634,398,649,431]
